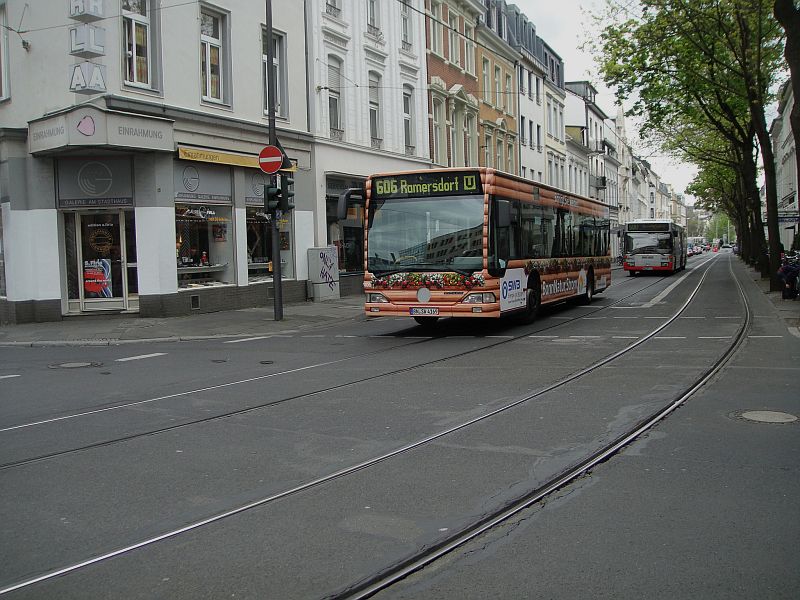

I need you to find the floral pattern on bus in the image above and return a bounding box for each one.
[370,272,486,289]
[524,257,611,275]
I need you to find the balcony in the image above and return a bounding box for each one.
[330,128,344,142]
[325,2,341,18]
[401,40,412,52]
[405,145,416,156]
[592,175,607,189]
[367,24,381,37]
[371,137,383,150]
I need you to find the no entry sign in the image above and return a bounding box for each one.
[258,145,283,174]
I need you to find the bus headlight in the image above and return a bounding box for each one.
[462,292,496,304]
[367,293,389,303]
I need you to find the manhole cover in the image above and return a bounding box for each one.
[49,362,103,369]
[739,410,797,424]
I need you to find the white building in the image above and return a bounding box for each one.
[0,0,318,322]
[771,80,799,250]
[509,6,546,183]
[306,0,430,294]
[540,41,566,189]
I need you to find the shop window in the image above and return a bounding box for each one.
[247,207,272,281]
[175,204,234,288]
[326,176,365,274]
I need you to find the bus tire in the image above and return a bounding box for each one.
[580,270,595,305]
[520,274,541,323]
[413,316,439,327]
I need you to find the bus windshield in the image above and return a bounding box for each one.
[625,231,673,255]
[367,195,484,275]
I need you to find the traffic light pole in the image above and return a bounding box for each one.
[265,0,283,321]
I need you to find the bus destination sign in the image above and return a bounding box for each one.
[627,222,670,232]
[372,171,483,199]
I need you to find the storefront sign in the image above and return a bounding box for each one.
[174,161,232,203]
[29,107,174,154]
[57,157,134,208]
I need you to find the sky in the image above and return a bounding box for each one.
[513,0,698,203]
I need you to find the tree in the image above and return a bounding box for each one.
[595,0,785,286]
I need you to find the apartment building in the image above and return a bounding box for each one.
[308,0,430,294]
[0,0,313,322]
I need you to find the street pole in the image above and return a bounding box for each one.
[265,0,283,321]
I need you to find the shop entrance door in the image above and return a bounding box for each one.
[77,212,128,311]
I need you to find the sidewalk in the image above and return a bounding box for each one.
[0,295,367,347]
[1,260,797,347]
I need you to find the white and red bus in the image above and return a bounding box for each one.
[622,219,687,275]
[339,168,611,326]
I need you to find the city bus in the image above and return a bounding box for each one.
[338,168,611,325]
[622,219,687,275]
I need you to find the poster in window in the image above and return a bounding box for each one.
[83,259,113,298]
[213,223,227,242]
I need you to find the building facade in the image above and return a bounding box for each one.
[771,80,799,250]
[0,0,315,323]
[308,0,430,294]
[477,0,518,173]
[508,5,546,183]
[425,0,484,169]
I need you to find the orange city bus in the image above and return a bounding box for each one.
[339,168,611,326]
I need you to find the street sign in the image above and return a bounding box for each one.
[258,145,283,174]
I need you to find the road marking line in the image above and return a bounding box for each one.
[698,336,731,339]
[747,335,783,338]
[612,336,639,339]
[570,335,602,339]
[680,316,705,319]
[714,316,738,319]
[582,317,606,320]
[613,316,639,319]
[115,353,167,362]
[301,335,325,338]
[224,336,270,344]
[486,335,514,338]
[642,269,694,308]
[655,336,686,339]
[529,335,558,338]
[0,375,21,380]
[644,316,668,319]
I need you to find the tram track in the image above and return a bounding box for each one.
[0,266,690,471]
[0,258,728,596]
[334,255,749,600]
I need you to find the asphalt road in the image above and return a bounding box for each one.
[1,252,797,599]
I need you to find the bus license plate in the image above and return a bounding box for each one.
[410,307,439,316]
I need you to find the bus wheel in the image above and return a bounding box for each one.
[580,272,595,305]
[520,275,541,323]
[413,316,439,327]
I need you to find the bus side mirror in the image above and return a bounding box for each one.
[337,187,363,221]
[496,199,511,228]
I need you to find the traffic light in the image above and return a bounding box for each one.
[279,173,295,212]
[264,183,280,212]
